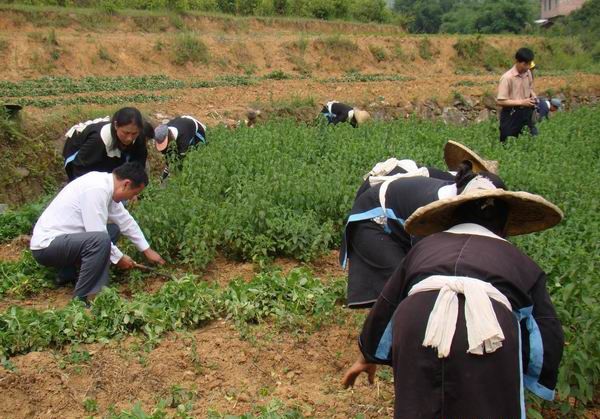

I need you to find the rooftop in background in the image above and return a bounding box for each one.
[540,0,588,20]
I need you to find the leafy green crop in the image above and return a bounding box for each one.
[0,268,344,358]
[0,251,54,297]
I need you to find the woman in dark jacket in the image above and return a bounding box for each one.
[153,115,207,180]
[340,161,505,308]
[63,107,151,181]
[342,184,564,419]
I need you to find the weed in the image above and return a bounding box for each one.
[0,38,8,54]
[83,398,98,414]
[315,34,358,53]
[263,70,292,80]
[97,46,116,64]
[368,44,387,62]
[173,32,210,66]
[417,37,437,61]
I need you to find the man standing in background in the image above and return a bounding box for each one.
[496,48,537,143]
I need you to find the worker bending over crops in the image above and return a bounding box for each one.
[321,101,370,127]
[343,181,564,419]
[341,161,505,308]
[63,107,153,181]
[355,140,498,198]
[153,115,207,180]
[30,163,165,305]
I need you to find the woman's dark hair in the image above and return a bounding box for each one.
[515,48,534,63]
[113,162,149,188]
[454,160,507,194]
[455,198,509,236]
[109,107,144,150]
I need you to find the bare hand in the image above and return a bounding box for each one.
[116,255,135,270]
[522,98,536,108]
[342,356,377,388]
[143,248,165,265]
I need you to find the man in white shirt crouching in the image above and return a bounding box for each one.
[30,162,165,304]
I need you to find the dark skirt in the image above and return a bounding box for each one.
[392,291,521,419]
[347,221,407,309]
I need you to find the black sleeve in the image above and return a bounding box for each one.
[129,137,148,167]
[71,133,107,179]
[358,258,412,365]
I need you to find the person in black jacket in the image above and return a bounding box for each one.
[63,107,151,181]
[321,101,370,127]
[340,162,505,308]
[153,115,207,180]
[343,184,564,419]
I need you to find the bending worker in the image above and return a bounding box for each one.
[30,163,165,304]
[63,107,153,181]
[340,161,505,308]
[153,115,207,180]
[321,101,370,127]
[343,178,564,419]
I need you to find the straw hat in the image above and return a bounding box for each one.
[353,109,371,125]
[444,140,499,174]
[405,181,563,237]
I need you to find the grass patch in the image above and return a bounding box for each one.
[314,34,358,55]
[263,70,293,80]
[97,46,116,63]
[417,37,438,61]
[173,32,210,66]
[453,36,511,72]
[368,44,387,62]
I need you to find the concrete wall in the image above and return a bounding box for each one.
[540,0,587,19]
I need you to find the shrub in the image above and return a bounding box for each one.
[173,32,210,65]
[369,44,387,62]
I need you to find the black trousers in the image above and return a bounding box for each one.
[499,107,535,143]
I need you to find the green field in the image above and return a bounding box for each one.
[1,107,599,416]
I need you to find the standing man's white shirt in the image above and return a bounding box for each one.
[30,171,149,264]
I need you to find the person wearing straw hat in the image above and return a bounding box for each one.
[355,140,499,199]
[154,115,207,180]
[342,178,564,418]
[321,101,370,127]
[340,161,505,308]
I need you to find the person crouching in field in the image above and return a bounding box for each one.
[30,163,165,305]
[321,101,370,127]
[355,140,499,199]
[340,161,505,309]
[63,107,153,181]
[496,48,537,143]
[343,182,564,419]
[153,115,207,180]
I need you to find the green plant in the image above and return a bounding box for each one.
[98,46,116,63]
[417,37,437,61]
[368,44,387,62]
[83,398,98,413]
[173,32,210,66]
[263,70,292,80]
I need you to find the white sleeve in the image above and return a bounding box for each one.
[108,201,150,254]
[80,188,124,264]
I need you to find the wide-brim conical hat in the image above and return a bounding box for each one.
[353,109,371,125]
[405,189,563,237]
[444,140,499,174]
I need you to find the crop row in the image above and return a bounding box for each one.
[0,72,411,99]
[0,268,344,358]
